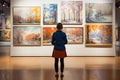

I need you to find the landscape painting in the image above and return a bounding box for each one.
[13,26,41,46]
[0,30,11,41]
[86,3,112,23]
[5,17,11,29]
[61,1,83,25]
[63,27,83,44]
[43,27,56,45]
[85,25,112,47]
[43,4,57,25]
[13,7,41,25]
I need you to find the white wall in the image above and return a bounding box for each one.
[11,0,116,56]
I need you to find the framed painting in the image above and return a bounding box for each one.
[85,24,112,47]
[13,26,41,46]
[0,29,11,41]
[86,3,112,23]
[61,1,83,25]
[5,16,11,29]
[0,17,2,29]
[43,27,56,46]
[43,27,83,45]
[43,4,57,25]
[63,27,83,44]
[13,6,41,25]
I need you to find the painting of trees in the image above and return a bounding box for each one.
[13,26,41,46]
[63,27,83,44]
[61,1,83,25]
[43,4,57,25]
[13,7,41,25]
[85,25,112,47]
[43,27,56,45]
[86,3,112,23]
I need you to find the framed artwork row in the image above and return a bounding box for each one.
[12,24,112,47]
[43,27,83,45]
[13,26,83,46]
[0,16,11,42]
[12,2,113,25]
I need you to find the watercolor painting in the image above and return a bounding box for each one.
[43,27,83,45]
[86,3,112,23]
[13,26,41,46]
[43,27,56,45]
[13,7,41,25]
[85,24,112,47]
[43,4,57,25]
[63,27,83,44]
[61,1,83,25]
[0,30,11,41]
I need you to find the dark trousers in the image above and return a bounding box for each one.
[54,58,64,73]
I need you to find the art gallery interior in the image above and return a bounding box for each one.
[0,0,120,80]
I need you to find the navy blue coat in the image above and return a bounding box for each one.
[51,30,68,50]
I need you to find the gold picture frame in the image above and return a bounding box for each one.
[85,24,112,47]
[13,6,41,25]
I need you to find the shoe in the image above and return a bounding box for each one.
[55,72,59,77]
[60,72,64,77]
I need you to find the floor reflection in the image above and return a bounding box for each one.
[0,47,120,80]
[0,70,10,80]
[11,69,41,80]
[0,67,119,80]
[116,69,120,80]
[86,69,113,80]
[42,68,83,80]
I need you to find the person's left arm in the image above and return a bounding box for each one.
[63,33,68,44]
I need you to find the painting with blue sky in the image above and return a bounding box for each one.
[85,24,112,47]
[43,4,57,25]
[86,3,112,23]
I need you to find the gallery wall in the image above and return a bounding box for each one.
[11,0,116,56]
[0,2,11,46]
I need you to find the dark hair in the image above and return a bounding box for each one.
[56,23,63,30]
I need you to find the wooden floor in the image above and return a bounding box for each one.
[0,47,120,80]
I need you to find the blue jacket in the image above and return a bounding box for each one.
[51,30,68,50]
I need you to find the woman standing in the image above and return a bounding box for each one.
[51,23,68,77]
